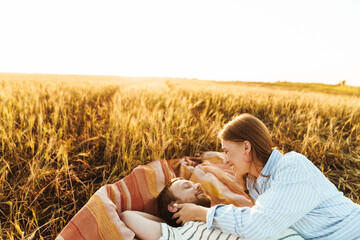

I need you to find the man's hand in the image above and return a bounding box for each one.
[172,203,209,226]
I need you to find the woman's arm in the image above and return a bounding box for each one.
[119,211,164,240]
[205,159,321,239]
[172,203,209,225]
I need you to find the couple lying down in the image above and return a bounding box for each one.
[120,178,303,240]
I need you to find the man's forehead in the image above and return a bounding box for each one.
[170,179,189,189]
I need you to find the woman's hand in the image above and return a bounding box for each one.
[172,203,209,225]
[183,156,203,167]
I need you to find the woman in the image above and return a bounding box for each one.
[173,113,360,240]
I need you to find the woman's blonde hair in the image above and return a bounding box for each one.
[218,113,273,166]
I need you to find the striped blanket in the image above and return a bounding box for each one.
[56,152,254,240]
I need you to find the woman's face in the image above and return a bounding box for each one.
[221,139,252,179]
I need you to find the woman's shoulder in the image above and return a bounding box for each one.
[279,151,310,165]
[267,151,321,190]
[274,150,316,174]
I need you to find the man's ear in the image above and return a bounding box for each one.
[167,201,179,213]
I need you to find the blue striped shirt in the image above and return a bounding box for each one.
[206,148,360,240]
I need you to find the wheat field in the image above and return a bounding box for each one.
[0,73,359,239]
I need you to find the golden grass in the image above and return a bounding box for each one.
[0,73,359,239]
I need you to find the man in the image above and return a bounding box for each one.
[157,177,212,227]
[120,178,303,240]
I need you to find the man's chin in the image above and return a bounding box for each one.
[195,195,212,208]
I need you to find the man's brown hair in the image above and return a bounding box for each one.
[156,178,183,227]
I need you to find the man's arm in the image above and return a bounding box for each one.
[119,211,164,240]
[131,211,166,223]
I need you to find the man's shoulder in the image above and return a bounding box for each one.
[160,221,206,239]
[162,221,204,230]
[180,220,206,228]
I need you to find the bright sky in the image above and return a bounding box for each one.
[1,0,359,86]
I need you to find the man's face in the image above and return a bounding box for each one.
[169,179,211,207]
